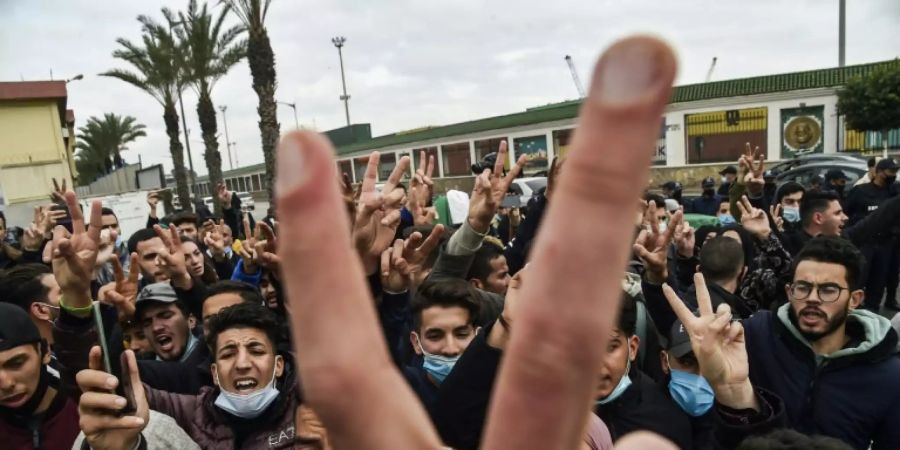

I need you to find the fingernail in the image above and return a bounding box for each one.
[276,137,306,195]
[594,38,664,104]
[106,377,118,388]
[133,417,145,425]
[115,397,126,407]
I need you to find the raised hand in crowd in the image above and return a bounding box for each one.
[76,347,150,450]
[662,274,757,411]
[672,215,696,258]
[238,218,264,275]
[380,225,445,293]
[411,149,436,207]
[21,205,50,252]
[768,204,785,232]
[203,221,228,261]
[152,224,192,289]
[51,191,102,311]
[274,34,678,449]
[633,202,681,284]
[741,143,765,196]
[737,195,772,241]
[546,156,563,201]
[339,172,357,227]
[468,140,526,233]
[353,152,410,274]
[254,221,280,270]
[101,252,140,322]
[146,190,161,219]
[407,183,437,226]
[50,177,67,203]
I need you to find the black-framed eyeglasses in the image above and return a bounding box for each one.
[789,282,849,303]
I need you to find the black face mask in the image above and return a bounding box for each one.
[834,184,845,194]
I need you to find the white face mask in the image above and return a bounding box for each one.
[214,356,281,419]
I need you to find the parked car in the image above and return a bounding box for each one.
[507,177,547,207]
[774,161,867,188]
[236,191,255,211]
[768,153,866,175]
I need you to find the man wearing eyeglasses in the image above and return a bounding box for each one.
[670,236,900,449]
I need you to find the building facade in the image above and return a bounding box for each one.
[196,59,900,199]
[0,80,77,225]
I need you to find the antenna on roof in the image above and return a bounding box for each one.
[564,55,586,98]
[705,57,718,82]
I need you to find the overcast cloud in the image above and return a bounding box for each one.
[1,0,899,175]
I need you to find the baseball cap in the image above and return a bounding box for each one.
[135,282,179,317]
[876,158,898,172]
[0,303,43,352]
[824,169,849,181]
[660,180,682,192]
[667,319,693,358]
[701,176,716,188]
[718,165,738,175]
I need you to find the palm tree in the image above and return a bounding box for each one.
[101,14,193,212]
[75,113,147,185]
[221,0,279,203]
[167,0,247,215]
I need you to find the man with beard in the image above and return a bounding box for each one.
[663,236,900,449]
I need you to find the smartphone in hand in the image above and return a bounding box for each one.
[93,304,137,415]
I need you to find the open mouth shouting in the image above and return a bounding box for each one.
[798,307,827,328]
[233,377,260,394]
[0,391,29,408]
[155,334,175,354]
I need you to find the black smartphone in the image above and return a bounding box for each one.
[93,304,137,415]
[50,203,73,233]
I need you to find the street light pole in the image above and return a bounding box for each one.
[277,101,300,129]
[838,0,846,67]
[219,105,234,170]
[331,36,351,127]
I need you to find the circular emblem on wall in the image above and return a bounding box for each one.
[784,116,822,152]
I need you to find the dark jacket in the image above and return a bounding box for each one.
[642,280,754,340]
[687,194,722,217]
[781,194,900,257]
[596,369,693,449]
[743,305,900,450]
[0,382,81,450]
[144,363,325,449]
[712,387,786,450]
[434,324,692,449]
[504,193,546,276]
[845,181,896,227]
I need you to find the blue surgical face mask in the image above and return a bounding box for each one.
[782,206,800,223]
[214,357,281,419]
[718,214,736,225]
[416,335,458,384]
[115,234,126,249]
[668,366,715,417]
[596,348,632,405]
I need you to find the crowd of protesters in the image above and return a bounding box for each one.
[1,36,899,450]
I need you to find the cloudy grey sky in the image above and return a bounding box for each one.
[2,0,899,176]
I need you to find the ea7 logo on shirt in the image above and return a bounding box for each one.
[268,425,295,447]
[868,205,879,212]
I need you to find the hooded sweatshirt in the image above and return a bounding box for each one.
[742,304,900,450]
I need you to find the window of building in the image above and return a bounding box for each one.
[513,135,549,175]
[338,160,353,182]
[237,177,246,192]
[378,152,397,181]
[352,156,369,183]
[251,174,261,191]
[552,129,573,160]
[226,178,234,191]
[441,142,471,176]
[474,137,508,163]
[685,107,768,164]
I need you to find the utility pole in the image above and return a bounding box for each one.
[219,105,234,170]
[332,36,351,127]
[277,101,300,129]
[178,93,196,192]
[564,55,585,98]
[838,0,846,67]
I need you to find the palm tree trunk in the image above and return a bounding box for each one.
[163,102,193,213]
[197,89,225,215]
[247,27,280,204]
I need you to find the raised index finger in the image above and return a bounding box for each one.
[493,140,509,176]
[694,272,714,316]
[483,36,676,450]
[361,151,380,194]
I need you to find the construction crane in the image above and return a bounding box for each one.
[705,56,718,82]
[564,55,586,98]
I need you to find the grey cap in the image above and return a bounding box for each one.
[136,282,178,307]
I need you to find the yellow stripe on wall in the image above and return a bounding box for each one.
[686,107,768,136]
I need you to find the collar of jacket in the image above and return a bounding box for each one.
[775,303,896,364]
